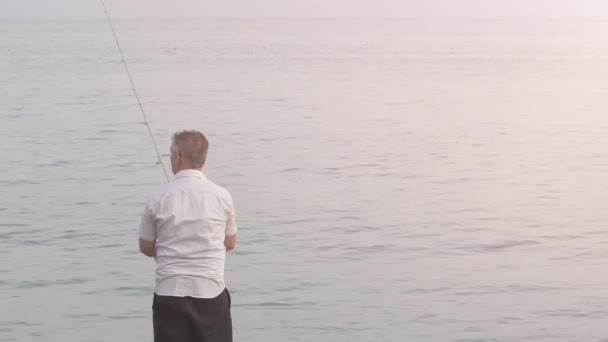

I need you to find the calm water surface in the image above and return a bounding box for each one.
[2,18,608,341]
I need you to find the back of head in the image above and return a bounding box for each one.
[171,130,209,169]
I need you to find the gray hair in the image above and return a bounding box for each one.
[171,130,209,169]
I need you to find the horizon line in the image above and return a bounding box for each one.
[2,16,608,22]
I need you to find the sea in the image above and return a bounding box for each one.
[2,18,608,341]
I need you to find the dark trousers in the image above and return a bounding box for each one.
[153,288,232,342]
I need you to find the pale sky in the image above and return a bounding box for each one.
[2,0,608,20]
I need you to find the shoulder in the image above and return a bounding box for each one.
[205,178,233,202]
[146,182,180,206]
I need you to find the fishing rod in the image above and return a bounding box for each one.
[100,0,170,182]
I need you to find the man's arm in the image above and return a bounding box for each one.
[224,192,238,251]
[139,238,157,257]
[139,203,157,257]
[225,234,237,251]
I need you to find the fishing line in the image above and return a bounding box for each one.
[100,0,170,182]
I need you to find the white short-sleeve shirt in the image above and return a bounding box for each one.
[139,169,237,298]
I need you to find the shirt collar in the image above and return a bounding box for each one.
[174,169,206,180]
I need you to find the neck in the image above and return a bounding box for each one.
[174,167,201,174]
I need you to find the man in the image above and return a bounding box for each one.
[139,130,237,342]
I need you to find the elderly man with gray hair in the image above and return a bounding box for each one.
[139,130,237,342]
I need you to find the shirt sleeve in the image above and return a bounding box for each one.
[225,192,237,236]
[139,201,157,241]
